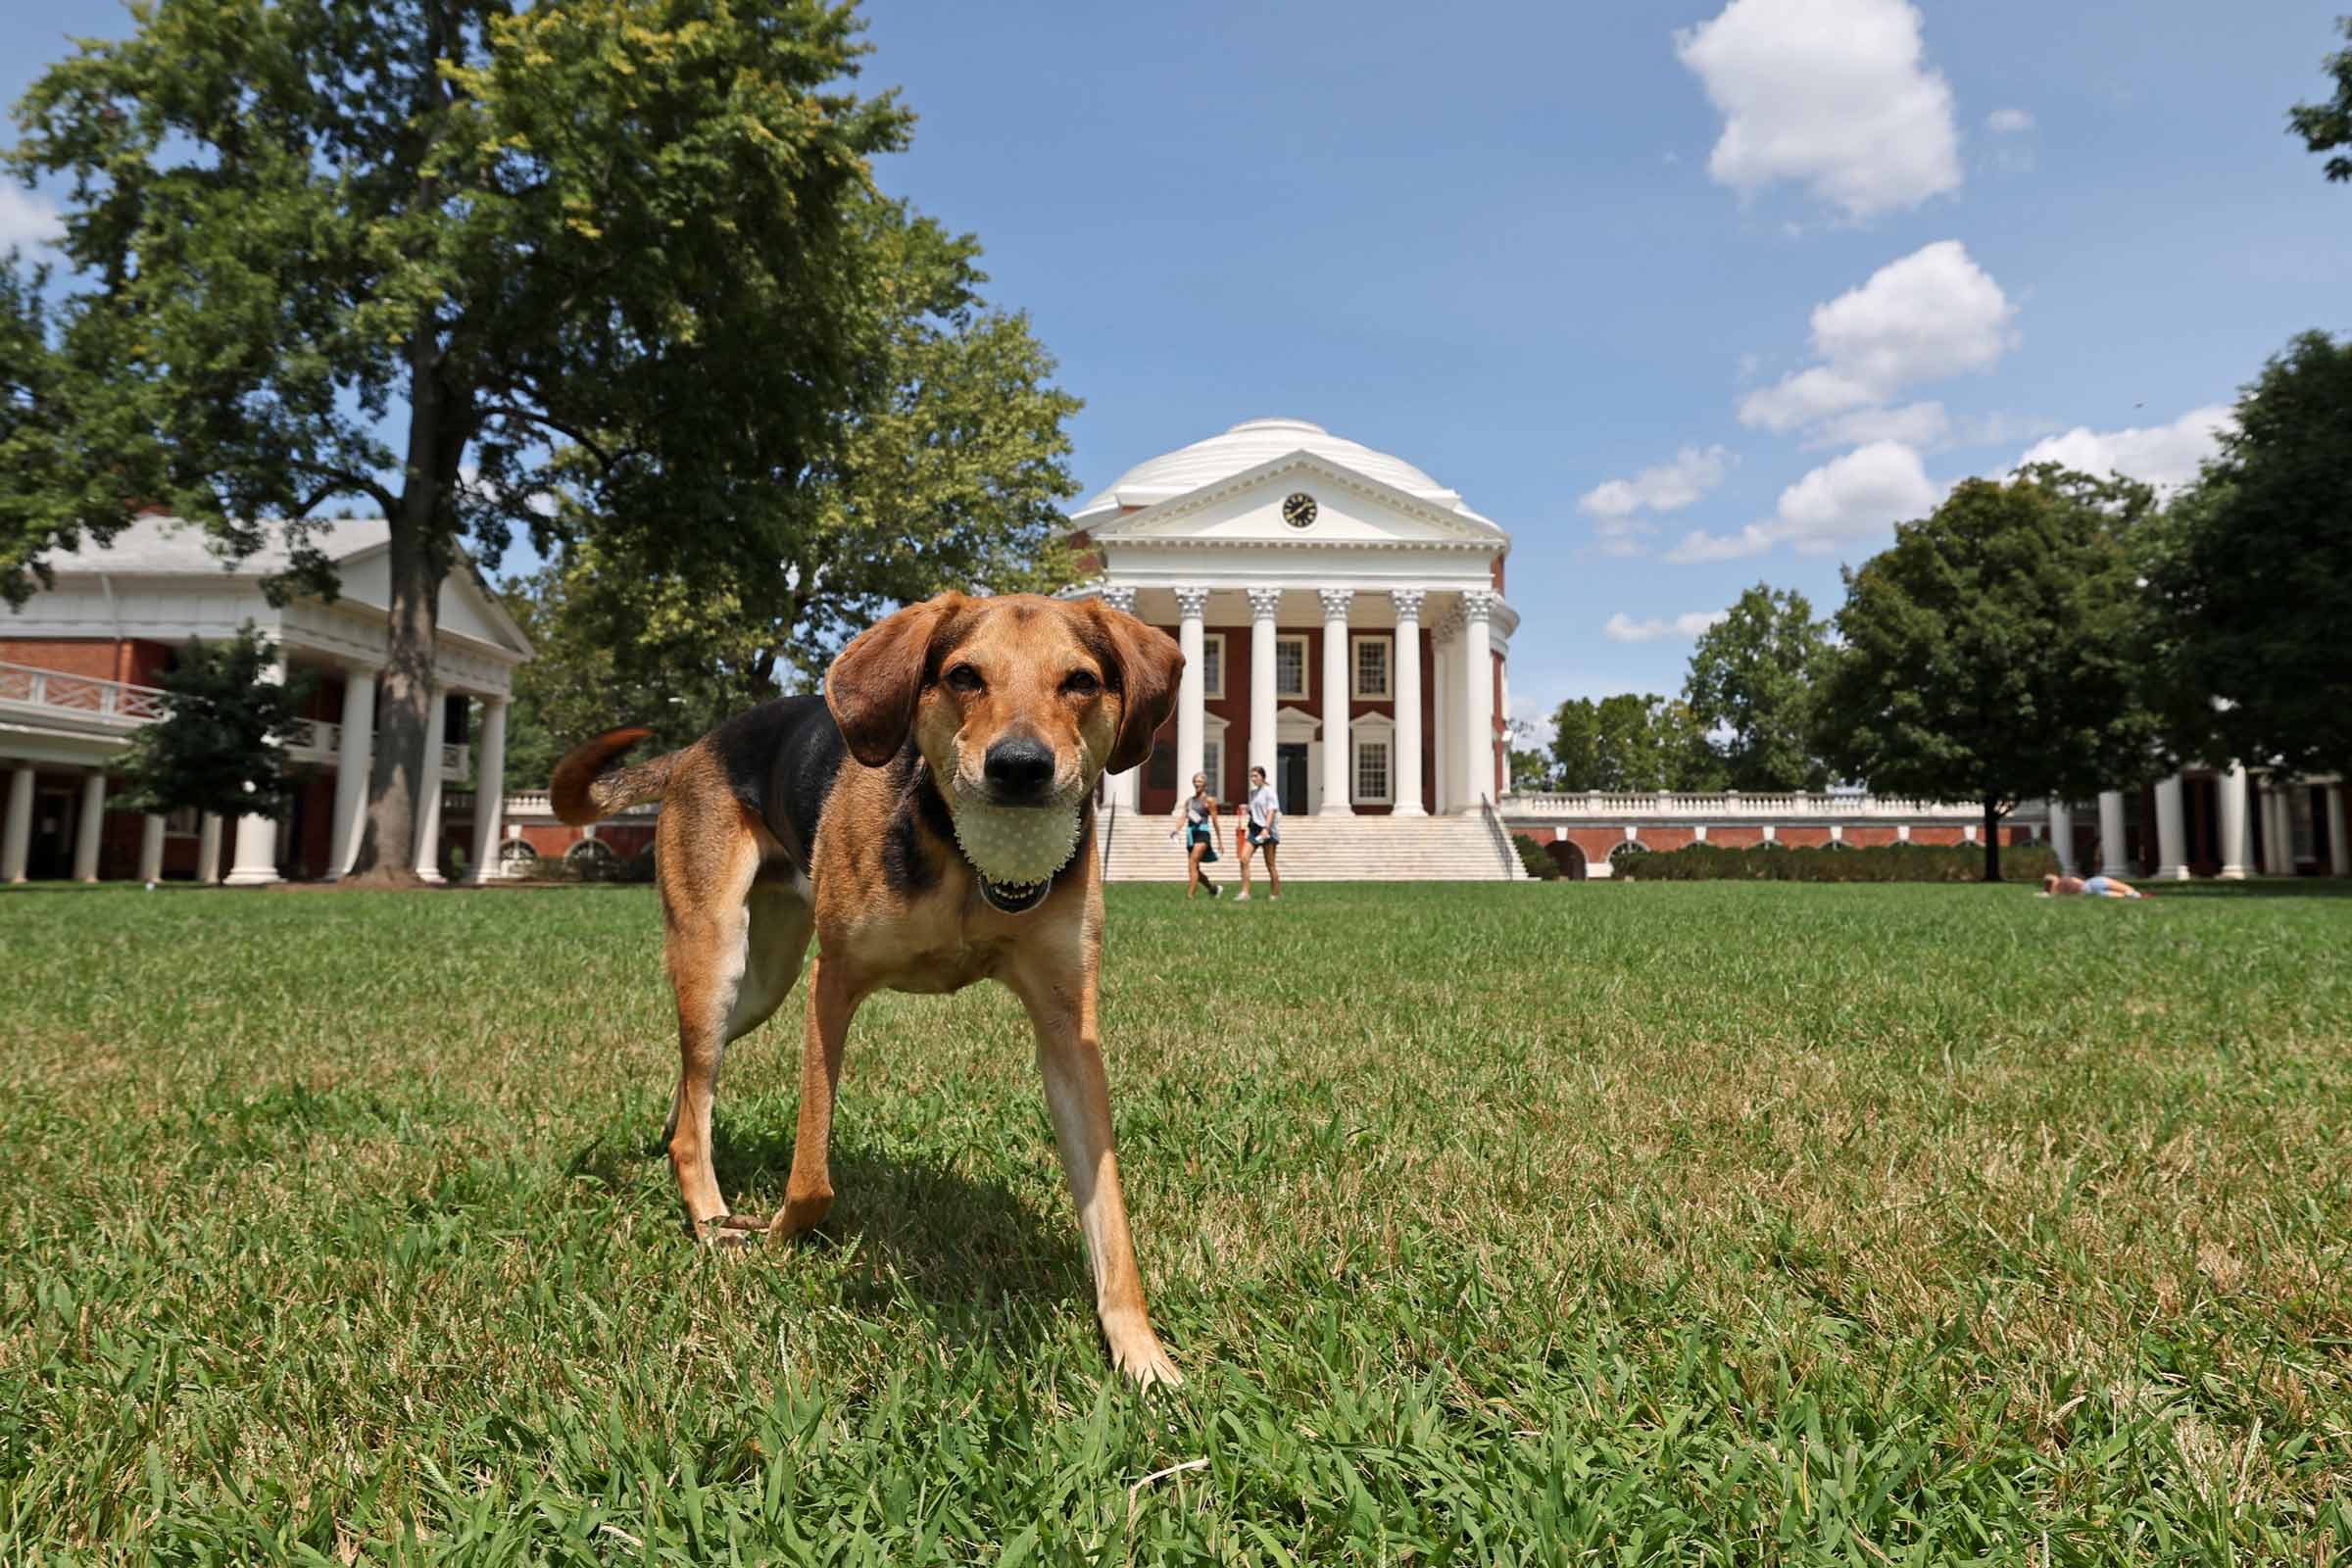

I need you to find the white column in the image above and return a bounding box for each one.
[138,813,166,883]
[1461,591,1495,809]
[1391,589,1426,816]
[73,771,107,882]
[464,696,511,884]
[2046,800,2075,874]
[1099,587,1142,811]
[413,687,448,882]
[224,644,287,887]
[2154,774,2189,880]
[2329,783,2350,877]
[330,666,377,877]
[3,765,35,883]
[1247,587,1281,787]
[2096,790,2129,877]
[1317,588,1354,814]
[197,813,223,885]
[1173,587,1207,794]
[2217,763,2249,880]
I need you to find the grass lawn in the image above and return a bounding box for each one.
[2,878,2349,1564]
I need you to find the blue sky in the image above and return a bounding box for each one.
[8,1,2350,728]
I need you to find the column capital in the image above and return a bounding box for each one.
[1389,587,1427,620]
[1172,586,1210,619]
[1317,587,1355,621]
[1245,586,1285,619]
[1460,588,1496,625]
[1099,585,1139,616]
[1431,609,1464,644]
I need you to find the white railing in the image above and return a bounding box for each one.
[501,789,658,818]
[1500,789,1989,820]
[0,660,172,724]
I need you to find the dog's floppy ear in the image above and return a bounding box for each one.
[1084,597,1185,773]
[827,593,967,767]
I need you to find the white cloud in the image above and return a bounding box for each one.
[1666,440,1938,562]
[1580,445,1737,556]
[0,186,64,251]
[1674,0,1962,220]
[1810,400,1951,449]
[2014,406,2233,493]
[1985,108,2034,134]
[1740,241,2018,432]
[1602,610,1731,644]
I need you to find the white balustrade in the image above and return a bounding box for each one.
[0,661,172,725]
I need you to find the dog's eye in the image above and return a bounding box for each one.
[1062,669,1102,697]
[944,665,985,695]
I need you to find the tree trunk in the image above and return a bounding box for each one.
[1982,797,2001,883]
[346,324,456,885]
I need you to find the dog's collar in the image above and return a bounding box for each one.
[966,807,1085,917]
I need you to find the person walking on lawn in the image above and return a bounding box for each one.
[1169,772,1223,899]
[1236,764,1281,901]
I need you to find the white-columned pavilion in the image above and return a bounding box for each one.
[1065,418,1520,827]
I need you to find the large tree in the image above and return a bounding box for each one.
[2147,331,2352,781]
[1815,466,2166,881]
[1546,693,1722,793]
[8,0,912,881]
[2289,17,2352,180]
[540,195,1082,708]
[1682,584,1832,792]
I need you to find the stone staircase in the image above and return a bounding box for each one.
[1099,804,1525,882]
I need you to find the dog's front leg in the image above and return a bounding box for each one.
[769,954,856,1239]
[1011,975,1181,1389]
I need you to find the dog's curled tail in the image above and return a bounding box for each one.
[550,726,676,825]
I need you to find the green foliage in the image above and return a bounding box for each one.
[115,627,309,821]
[541,197,1083,702]
[2289,17,2352,181]
[2150,331,2352,781]
[1545,693,1722,792]
[2,881,2347,1558]
[1682,583,1832,791]
[1615,840,2059,883]
[1510,831,1559,879]
[1815,467,2166,879]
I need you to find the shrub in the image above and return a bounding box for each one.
[1614,840,2058,883]
[1511,833,1560,880]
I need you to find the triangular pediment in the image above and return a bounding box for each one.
[330,544,535,662]
[1082,452,1506,549]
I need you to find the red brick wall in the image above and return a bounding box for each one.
[1709,826,1766,848]
[1845,826,1900,847]
[1909,826,1965,846]
[1,639,121,680]
[1779,826,1834,848]
[1638,826,1698,852]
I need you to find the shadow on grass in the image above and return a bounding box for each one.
[2127,879,2352,900]
[619,1117,1093,1351]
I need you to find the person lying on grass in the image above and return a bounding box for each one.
[2041,872,2151,899]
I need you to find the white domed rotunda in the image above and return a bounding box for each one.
[1066,418,1521,879]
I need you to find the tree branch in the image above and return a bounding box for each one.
[479,401,621,472]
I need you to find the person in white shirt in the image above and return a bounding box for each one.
[1236,764,1282,901]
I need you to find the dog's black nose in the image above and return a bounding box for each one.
[983,737,1056,797]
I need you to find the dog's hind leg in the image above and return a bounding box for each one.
[661,830,771,1240]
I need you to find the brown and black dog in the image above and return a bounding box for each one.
[549,592,1187,1386]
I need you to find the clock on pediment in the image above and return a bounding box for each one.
[1281,491,1318,529]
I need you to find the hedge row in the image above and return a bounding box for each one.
[1609,840,2059,883]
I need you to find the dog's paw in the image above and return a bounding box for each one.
[1104,1317,1184,1391]
[767,1191,835,1240]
